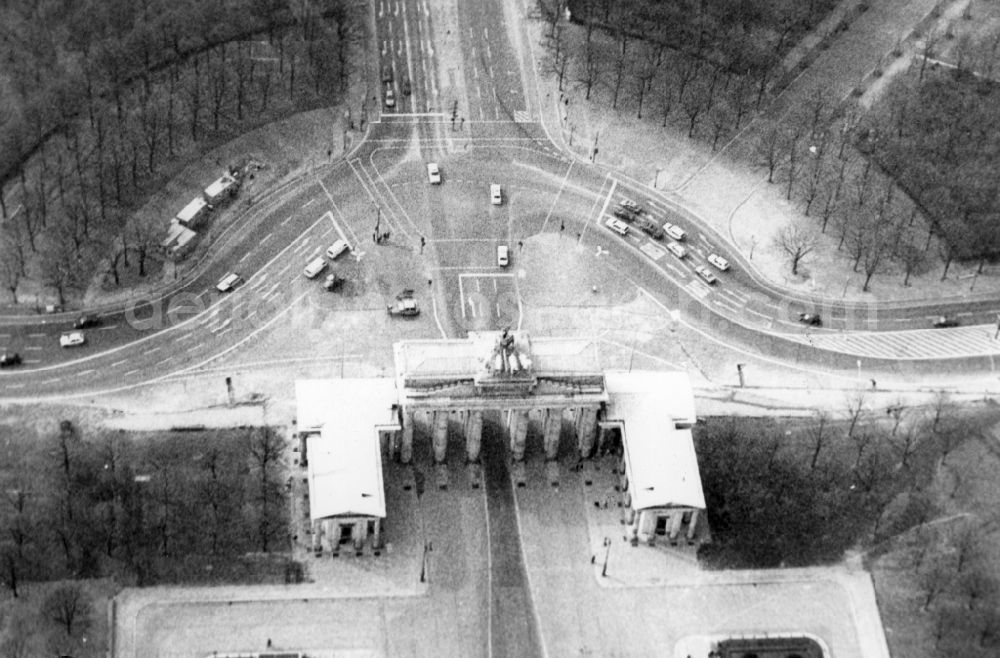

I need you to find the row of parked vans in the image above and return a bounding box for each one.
[605,198,731,284]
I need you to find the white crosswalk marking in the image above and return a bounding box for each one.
[513,110,531,123]
[686,280,711,299]
[777,326,1000,358]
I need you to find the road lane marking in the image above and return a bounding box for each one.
[239,252,252,263]
[302,199,315,208]
[25,346,43,351]
[260,232,273,245]
[281,215,295,226]
[111,359,128,368]
[28,333,45,338]
[76,369,94,377]
[97,324,118,331]
[6,383,24,388]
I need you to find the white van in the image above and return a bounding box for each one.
[303,257,327,279]
[490,184,502,205]
[216,273,242,292]
[497,244,509,267]
[326,239,350,260]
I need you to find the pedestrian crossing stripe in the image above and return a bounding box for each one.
[686,280,711,299]
[513,110,531,123]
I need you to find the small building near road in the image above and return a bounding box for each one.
[295,379,400,555]
[176,196,211,229]
[203,170,241,205]
[603,370,706,546]
[160,219,198,260]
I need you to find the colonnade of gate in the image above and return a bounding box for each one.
[396,405,601,464]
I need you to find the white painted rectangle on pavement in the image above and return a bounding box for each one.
[640,243,665,261]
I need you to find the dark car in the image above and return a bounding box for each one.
[402,79,412,96]
[0,352,22,367]
[381,64,393,83]
[798,313,822,327]
[932,315,959,328]
[613,207,638,223]
[322,273,344,291]
[74,314,100,329]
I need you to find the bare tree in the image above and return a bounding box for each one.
[919,560,952,611]
[248,426,288,553]
[807,410,831,470]
[42,583,90,637]
[773,224,817,275]
[757,122,785,183]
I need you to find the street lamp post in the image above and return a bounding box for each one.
[601,537,611,577]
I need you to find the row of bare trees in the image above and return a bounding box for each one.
[0,0,364,306]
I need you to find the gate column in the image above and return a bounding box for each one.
[542,408,562,461]
[432,410,449,464]
[464,410,483,463]
[575,407,598,458]
[509,409,529,461]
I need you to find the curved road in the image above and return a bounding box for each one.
[2,0,998,396]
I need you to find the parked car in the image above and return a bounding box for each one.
[497,244,510,267]
[427,163,441,184]
[326,239,350,260]
[932,315,959,328]
[60,332,86,348]
[619,198,641,213]
[605,217,629,236]
[707,253,731,271]
[663,222,687,241]
[387,289,420,317]
[798,313,822,327]
[73,314,100,329]
[216,273,242,292]
[402,79,412,96]
[490,184,502,206]
[0,352,22,367]
[636,217,665,240]
[613,207,638,223]
[666,241,687,259]
[381,64,393,83]
[303,257,327,279]
[384,87,396,108]
[694,265,717,284]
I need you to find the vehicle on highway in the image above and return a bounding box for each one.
[707,253,730,271]
[74,314,100,329]
[798,313,822,326]
[216,273,242,292]
[0,352,22,367]
[666,241,687,259]
[663,222,687,241]
[384,86,396,108]
[932,315,960,328]
[613,207,638,223]
[402,79,411,96]
[427,162,441,184]
[497,244,509,267]
[322,273,344,291]
[60,331,86,348]
[694,265,717,284]
[381,64,393,83]
[605,217,629,236]
[387,289,420,317]
[619,198,641,213]
[326,239,350,260]
[303,257,327,279]
[491,184,502,205]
